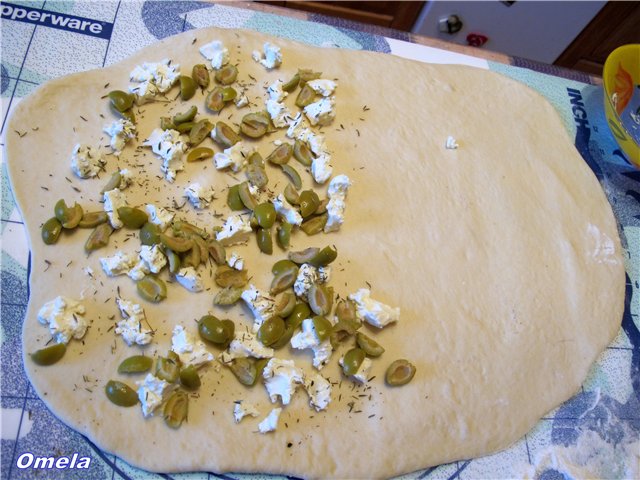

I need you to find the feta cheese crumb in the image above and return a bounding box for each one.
[252,42,282,70]
[306,79,337,97]
[103,119,136,155]
[184,182,215,209]
[70,144,105,179]
[144,204,174,231]
[290,318,333,370]
[348,288,400,328]
[353,357,372,383]
[311,154,333,184]
[272,194,303,226]
[136,374,173,417]
[213,142,249,172]
[293,264,318,299]
[445,136,459,149]
[234,401,259,423]
[175,266,204,292]
[100,251,137,276]
[171,325,214,367]
[139,244,167,274]
[235,93,249,108]
[221,330,274,362]
[199,40,229,69]
[37,296,87,344]
[128,260,149,281]
[115,298,153,346]
[103,188,127,229]
[304,373,332,411]
[241,285,275,327]
[304,97,335,126]
[143,128,186,182]
[324,174,352,233]
[216,215,252,246]
[258,407,282,433]
[266,98,292,128]
[130,59,180,94]
[263,358,304,405]
[266,80,288,102]
[227,252,244,271]
[118,169,134,190]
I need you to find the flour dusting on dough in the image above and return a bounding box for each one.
[587,223,618,264]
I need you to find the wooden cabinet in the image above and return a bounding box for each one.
[258,1,425,31]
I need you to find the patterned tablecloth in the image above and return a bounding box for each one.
[1,1,638,479]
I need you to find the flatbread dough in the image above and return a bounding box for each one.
[5,28,625,478]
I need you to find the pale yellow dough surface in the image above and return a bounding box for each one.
[5,28,625,479]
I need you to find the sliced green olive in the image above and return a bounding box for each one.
[221,86,237,102]
[270,265,298,295]
[140,222,161,246]
[214,265,248,287]
[284,184,300,205]
[179,75,197,101]
[315,198,329,215]
[41,217,62,245]
[254,203,276,229]
[293,139,314,166]
[187,146,214,162]
[118,355,153,374]
[246,162,268,190]
[192,64,210,88]
[286,303,311,330]
[301,214,328,236]
[206,87,226,112]
[356,332,385,357]
[336,299,360,329]
[266,143,292,165]
[257,316,285,347]
[270,323,295,350]
[160,233,193,253]
[164,391,189,428]
[257,228,273,255]
[214,286,243,306]
[78,211,108,228]
[192,236,209,266]
[240,112,270,138]
[282,73,300,92]
[54,199,83,229]
[199,315,234,345]
[100,171,121,194]
[299,190,320,218]
[117,206,148,229]
[213,121,241,148]
[255,358,269,382]
[330,320,357,348]
[308,245,338,267]
[105,380,138,407]
[281,164,302,190]
[173,105,198,124]
[182,243,201,268]
[30,342,66,365]
[227,184,245,211]
[308,284,333,316]
[175,121,194,134]
[215,64,238,85]
[342,348,365,376]
[180,364,201,390]
[295,83,316,108]
[272,259,298,276]
[238,182,258,210]
[274,291,296,318]
[85,223,113,252]
[312,315,332,342]
[188,119,214,146]
[173,221,209,240]
[288,247,320,264]
[119,107,136,124]
[108,90,135,112]
[207,239,226,265]
[155,356,179,383]
[165,248,181,275]
[385,359,416,386]
[228,357,258,386]
[276,221,293,250]
[298,69,322,85]
[160,116,176,130]
[136,276,167,303]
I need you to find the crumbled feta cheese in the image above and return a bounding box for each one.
[252,42,282,69]
[293,264,318,298]
[37,296,87,344]
[272,194,303,226]
[221,330,274,362]
[131,80,158,104]
[184,182,215,209]
[143,128,186,182]
[266,99,292,128]
[317,266,331,283]
[263,358,304,405]
[118,169,134,189]
[227,253,244,271]
[115,298,153,346]
[103,188,127,229]
[139,244,167,274]
[199,40,229,69]
[290,318,333,370]
[445,136,459,149]
[216,215,253,246]
[103,119,136,155]
[235,93,249,108]
[175,266,204,292]
[311,154,333,184]
[266,80,288,102]
[171,325,214,367]
[234,401,259,423]
[100,251,138,276]
[352,357,372,383]
[70,144,105,179]
[304,97,335,126]
[213,142,249,172]
[306,79,337,97]
[324,174,352,233]
[348,288,400,328]
[286,113,305,139]
[144,204,174,231]
[241,285,275,327]
[129,59,180,96]
[136,374,173,417]
[128,260,149,281]
[304,373,332,411]
[258,408,282,433]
